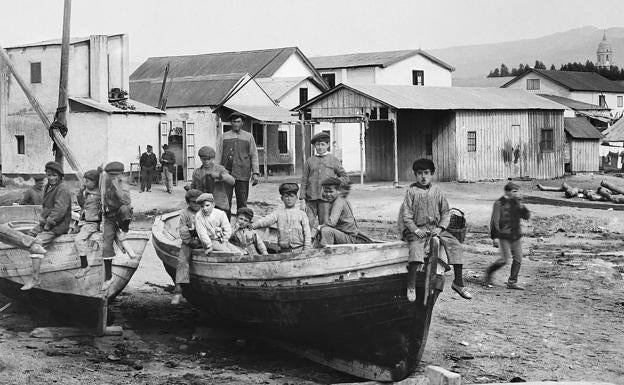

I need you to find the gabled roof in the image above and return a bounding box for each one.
[255,76,324,102]
[130,73,248,108]
[538,94,609,111]
[297,84,564,111]
[309,49,455,71]
[453,77,515,88]
[602,118,624,141]
[502,69,624,93]
[130,47,327,90]
[6,34,124,49]
[223,104,298,123]
[564,117,603,139]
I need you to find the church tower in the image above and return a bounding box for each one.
[596,30,613,68]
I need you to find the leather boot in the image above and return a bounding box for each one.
[21,257,42,290]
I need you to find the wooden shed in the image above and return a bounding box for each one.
[296,84,566,182]
[563,117,603,173]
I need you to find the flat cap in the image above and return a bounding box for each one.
[227,111,246,121]
[44,161,64,176]
[504,181,520,191]
[185,189,203,201]
[236,207,254,220]
[105,161,125,175]
[321,177,343,187]
[84,169,101,182]
[162,144,169,150]
[198,146,216,159]
[196,193,214,204]
[311,132,330,144]
[279,182,299,195]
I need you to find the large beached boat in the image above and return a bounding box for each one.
[151,210,446,381]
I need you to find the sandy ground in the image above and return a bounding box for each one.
[0,174,623,384]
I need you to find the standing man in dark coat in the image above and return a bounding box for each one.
[220,112,260,213]
[139,145,158,193]
[160,144,176,194]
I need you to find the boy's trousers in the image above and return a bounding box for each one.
[402,229,463,264]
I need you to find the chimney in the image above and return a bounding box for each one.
[89,35,109,103]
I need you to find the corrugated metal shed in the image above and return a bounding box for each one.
[538,94,609,111]
[224,104,298,123]
[310,49,455,71]
[503,69,624,93]
[130,73,245,108]
[69,97,164,114]
[603,118,624,141]
[256,77,308,101]
[564,117,603,139]
[298,84,565,111]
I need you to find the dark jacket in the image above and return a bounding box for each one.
[160,150,176,172]
[20,187,44,205]
[104,187,133,231]
[189,164,234,211]
[140,152,158,169]
[40,181,73,235]
[300,154,348,201]
[490,196,530,241]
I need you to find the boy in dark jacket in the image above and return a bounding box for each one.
[486,181,531,290]
[21,161,73,290]
[74,169,102,272]
[187,146,236,219]
[230,208,268,256]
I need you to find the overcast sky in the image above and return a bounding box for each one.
[1,0,623,66]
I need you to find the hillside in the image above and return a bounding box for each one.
[429,26,624,79]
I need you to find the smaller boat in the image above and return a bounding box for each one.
[152,210,446,381]
[0,205,150,334]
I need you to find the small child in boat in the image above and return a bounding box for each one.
[171,189,203,305]
[230,208,268,256]
[251,183,311,252]
[398,158,471,302]
[194,193,239,254]
[74,169,102,273]
[317,177,365,246]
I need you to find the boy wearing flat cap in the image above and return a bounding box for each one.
[317,177,362,246]
[171,188,203,305]
[188,146,236,219]
[74,169,102,272]
[230,207,268,256]
[194,193,240,254]
[21,161,73,290]
[252,183,311,252]
[486,181,530,290]
[300,132,349,235]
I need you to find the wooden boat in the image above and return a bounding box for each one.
[0,205,150,334]
[151,211,446,381]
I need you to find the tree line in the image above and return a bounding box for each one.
[487,60,624,80]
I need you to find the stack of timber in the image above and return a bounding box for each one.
[537,181,624,204]
[151,211,447,382]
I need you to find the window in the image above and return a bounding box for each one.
[322,73,336,88]
[252,123,264,147]
[599,95,607,108]
[526,79,540,90]
[425,134,433,155]
[299,87,308,105]
[16,135,25,154]
[540,129,554,152]
[412,70,424,86]
[618,96,623,108]
[369,108,377,120]
[467,131,477,152]
[379,107,389,120]
[278,130,288,154]
[30,62,41,84]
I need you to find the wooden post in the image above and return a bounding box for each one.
[392,111,399,186]
[299,113,306,174]
[359,118,364,185]
[55,0,72,166]
[0,46,84,179]
[262,123,268,182]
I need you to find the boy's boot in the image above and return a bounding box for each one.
[101,259,113,291]
[485,260,505,286]
[21,256,42,290]
[506,261,524,290]
[406,262,423,302]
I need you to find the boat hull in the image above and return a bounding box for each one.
[152,212,445,381]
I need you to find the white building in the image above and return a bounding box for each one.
[0,34,164,178]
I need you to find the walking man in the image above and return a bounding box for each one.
[139,145,157,192]
[220,112,260,213]
[160,144,176,193]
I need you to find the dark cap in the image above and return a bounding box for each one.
[236,207,254,220]
[228,111,246,121]
[104,161,125,175]
[162,144,169,150]
[84,169,101,182]
[44,161,64,176]
[412,158,436,173]
[311,132,330,144]
[185,188,203,202]
[196,193,214,204]
[321,177,343,188]
[279,182,299,195]
[146,145,153,149]
[504,181,520,191]
[198,146,216,159]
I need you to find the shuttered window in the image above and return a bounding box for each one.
[540,129,554,152]
[526,79,540,90]
[467,131,477,152]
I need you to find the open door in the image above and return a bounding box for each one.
[185,122,196,181]
[502,124,523,178]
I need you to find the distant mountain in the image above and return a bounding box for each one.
[429,26,624,79]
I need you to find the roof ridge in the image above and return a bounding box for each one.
[145,47,296,60]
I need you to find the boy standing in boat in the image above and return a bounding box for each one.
[171,189,203,305]
[252,183,311,252]
[486,181,530,290]
[300,132,349,235]
[317,177,364,246]
[195,193,239,254]
[230,208,268,256]
[22,161,73,290]
[187,146,235,219]
[398,158,472,301]
[74,169,102,272]
[102,162,133,288]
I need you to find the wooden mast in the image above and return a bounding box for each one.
[55,0,71,167]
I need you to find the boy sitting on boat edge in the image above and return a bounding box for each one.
[195,193,240,254]
[74,168,103,274]
[230,207,268,256]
